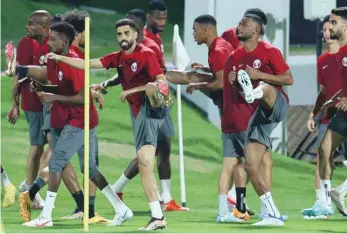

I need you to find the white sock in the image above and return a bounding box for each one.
[322,180,332,206]
[111,173,130,193]
[157,190,163,202]
[160,179,172,203]
[41,191,57,218]
[260,200,268,213]
[320,179,325,190]
[102,185,126,213]
[228,185,236,201]
[253,86,264,99]
[149,201,163,219]
[24,182,31,191]
[218,194,229,216]
[1,170,11,187]
[316,189,325,202]
[260,192,281,218]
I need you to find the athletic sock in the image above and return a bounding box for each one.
[160,179,172,203]
[316,189,325,202]
[111,173,130,193]
[236,187,246,213]
[102,185,126,214]
[260,192,281,218]
[89,196,95,218]
[149,201,163,219]
[253,86,264,99]
[322,180,332,206]
[29,178,46,201]
[71,191,84,212]
[1,168,11,187]
[218,194,229,216]
[41,191,57,219]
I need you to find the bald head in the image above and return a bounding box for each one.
[26,10,52,42]
[29,10,52,26]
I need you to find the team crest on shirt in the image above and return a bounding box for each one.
[131,62,138,72]
[343,57,347,67]
[39,55,45,65]
[58,71,63,81]
[253,59,261,69]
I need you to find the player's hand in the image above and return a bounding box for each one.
[94,92,104,110]
[90,83,106,92]
[229,66,237,84]
[119,90,130,103]
[335,97,347,111]
[30,80,43,92]
[186,84,199,95]
[37,92,56,104]
[307,117,316,132]
[45,53,61,62]
[48,102,53,112]
[191,62,204,68]
[7,106,19,124]
[245,65,262,80]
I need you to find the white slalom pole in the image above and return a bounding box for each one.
[172,24,190,207]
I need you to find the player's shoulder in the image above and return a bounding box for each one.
[142,37,161,50]
[138,44,156,56]
[318,51,330,62]
[221,27,236,36]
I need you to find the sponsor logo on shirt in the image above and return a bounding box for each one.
[253,59,261,69]
[58,71,63,81]
[343,57,347,67]
[131,62,137,72]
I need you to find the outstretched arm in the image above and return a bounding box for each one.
[38,88,84,105]
[46,53,104,70]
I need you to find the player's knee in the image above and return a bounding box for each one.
[89,166,100,179]
[137,154,151,167]
[49,150,68,173]
[145,82,157,97]
[318,144,330,161]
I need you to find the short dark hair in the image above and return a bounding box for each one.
[194,14,216,26]
[149,0,167,13]
[50,22,76,45]
[128,9,147,24]
[331,7,347,20]
[64,9,89,33]
[323,14,331,24]
[244,8,267,25]
[115,19,137,31]
[52,14,64,24]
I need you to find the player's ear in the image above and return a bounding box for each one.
[146,13,151,22]
[134,30,138,40]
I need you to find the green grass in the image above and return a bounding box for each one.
[2,70,347,233]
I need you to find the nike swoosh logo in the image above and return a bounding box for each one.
[35,220,51,227]
[323,65,328,69]
[239,64,243,67]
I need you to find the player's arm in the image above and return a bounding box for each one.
[310,85,326,118]
[101,74,121,88]
[255,69,293,86]
[38,88,84,105]
[11,76,21,107]
[203,70,224,91]
[46,53,104,70]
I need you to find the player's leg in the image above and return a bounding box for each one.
[241,82,287,225]
[23,126,84,227]
[81,129,132,226]
[1,165,16,208]
[259,151,273,215]
[217,133,245,223]
[136,84,169,230]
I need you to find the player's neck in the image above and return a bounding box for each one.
[243,39,259,52]
[137,31,144,43]
[72,39,80,48]
[124,42,137,55]
[145,25,156,34]
[206,34,218,48]
[328,42,339,54]
[338,33,347,48]
[36,33,48,45]
[61,46,70,56]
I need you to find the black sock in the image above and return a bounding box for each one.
[236,187,246,213]
[29,184,40,201]
[71,191,84,212]
[89,196,95,218]
[0,166,4,173]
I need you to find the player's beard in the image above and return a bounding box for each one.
[119,39,134,51]
[330,29,341,40]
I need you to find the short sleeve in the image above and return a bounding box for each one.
[317,58,325,86]
[210,49,230,75]
[269,47,290,75]
[149,44,165,69]
[100,52,119,70]
[70,67,85,92]
[144,50,163,77]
